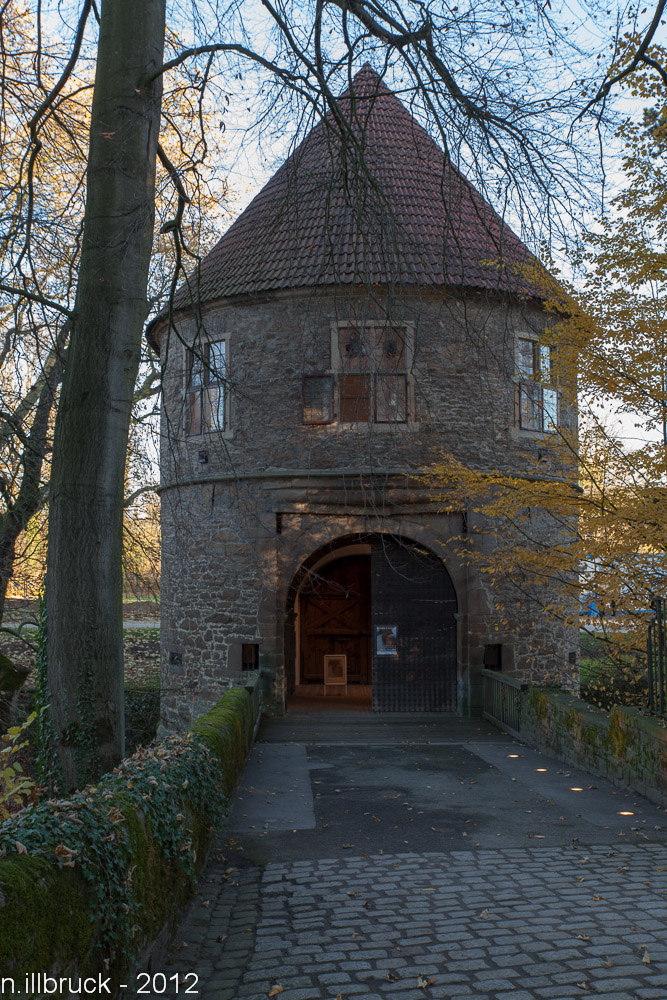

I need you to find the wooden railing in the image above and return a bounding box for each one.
[482,668,527,738]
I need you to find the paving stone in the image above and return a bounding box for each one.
[123,734,667,1000]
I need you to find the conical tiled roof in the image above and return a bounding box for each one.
[169,66,542,312]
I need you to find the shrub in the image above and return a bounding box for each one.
[0,687,255,986]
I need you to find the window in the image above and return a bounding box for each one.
[302,375,334,424]
[241,643,259,671]
[186,340,226,435]
[337,324,408,424]
[483,643,503,672]
[300,323,410,426]
[515,337,557,432]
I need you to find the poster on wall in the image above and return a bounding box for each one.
[376,625,398,656]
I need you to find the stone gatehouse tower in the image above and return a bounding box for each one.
[149,66,579,731]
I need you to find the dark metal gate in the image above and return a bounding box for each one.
[370,537,458,712]
[648,597,666,715]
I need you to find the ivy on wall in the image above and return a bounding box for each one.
[0,687,255,986]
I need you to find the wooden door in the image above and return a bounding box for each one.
[299,555,371,684]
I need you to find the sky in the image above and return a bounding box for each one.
[36,0,667,454]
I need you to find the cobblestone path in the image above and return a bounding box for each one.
[153,714,667,1000]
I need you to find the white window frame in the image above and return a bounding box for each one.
[185,338,228,436]
[515,335,558,433]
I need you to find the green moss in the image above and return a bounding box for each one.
[0,682,258,995]
[191,688,254,797]
[610,710,636,761]
[119,802,189,943]
[527,688,549,723]
[562,708,579,734]
[582,723,599,749]
[0,856,94,982]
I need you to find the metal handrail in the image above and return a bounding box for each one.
[481,668,527,738]
[648,597,666,716]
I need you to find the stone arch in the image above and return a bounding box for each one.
[283,531,459,712]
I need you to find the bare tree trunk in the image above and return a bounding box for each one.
[47,0,165,788]
[0,536,17,627]
[0,342,64,626]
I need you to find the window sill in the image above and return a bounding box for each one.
[510,426,556,440]
[302,421,421,432]
[185,429,234,442]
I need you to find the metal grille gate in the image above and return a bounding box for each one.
[370,537,458,712]
[648,597,666,715]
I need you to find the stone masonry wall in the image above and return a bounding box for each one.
[157,284,579,728]
[522,688,667,807]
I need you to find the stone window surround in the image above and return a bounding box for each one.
[301,319,417,430]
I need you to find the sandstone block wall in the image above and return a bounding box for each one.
[157,285,579,729]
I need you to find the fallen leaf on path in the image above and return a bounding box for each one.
[267,986,283,997]
[641,947,651,964]
[575,934,590,941]
[479,908,489,919]
[417,974,437,989]
[602,958,613,968]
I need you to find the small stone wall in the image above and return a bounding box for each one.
[0,686,257,999]
[522,687,667,807]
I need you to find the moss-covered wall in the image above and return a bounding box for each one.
[522,687,667,806]
[0,686,256,998]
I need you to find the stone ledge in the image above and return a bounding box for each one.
[0,685,257,998]
[521,686,667,806]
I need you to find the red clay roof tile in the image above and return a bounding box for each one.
[170,65,543,310]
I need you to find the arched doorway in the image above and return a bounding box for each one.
[287,534,458,712]
[299,553,372,688]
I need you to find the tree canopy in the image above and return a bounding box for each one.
[428,55,667,693]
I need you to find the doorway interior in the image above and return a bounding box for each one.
[288,535,458,712]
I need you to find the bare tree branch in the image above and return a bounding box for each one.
[123,483,159,508]
[581,0,667,113]
[0,283,73,317]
